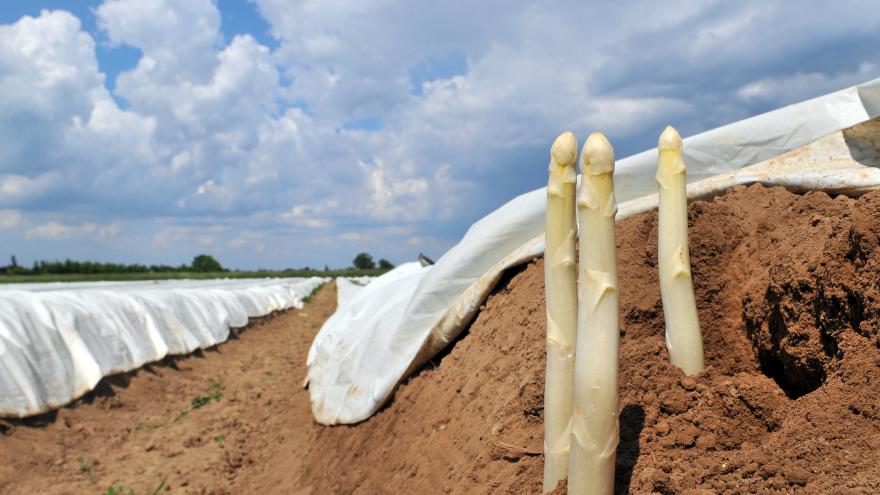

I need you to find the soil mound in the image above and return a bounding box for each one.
[303,184,880,494]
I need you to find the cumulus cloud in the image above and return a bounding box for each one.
[281,200,337,229]
[151,224,226,247]
[24,220,122,240]
[0,209,22,229]
[26,221,86,240]
[1,1,879,268]
[737,63,879,104]
[0,173,61,205]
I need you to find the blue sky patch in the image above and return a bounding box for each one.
[408,49,468,95]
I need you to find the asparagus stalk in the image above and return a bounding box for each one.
[569,132,620,495]
[543,131,579,492]
[656,126,704,375]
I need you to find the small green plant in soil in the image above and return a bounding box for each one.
[191,378,223,409]
[102,484,134,495]
[135,420,163,430]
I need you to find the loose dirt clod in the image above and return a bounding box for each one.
[2,184,880,494]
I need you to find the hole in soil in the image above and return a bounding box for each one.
[744,286,829,399]
[615,405,645,494]
[743,276,868,399]
[751,346,826,400]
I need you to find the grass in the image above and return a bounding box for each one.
[190,395,212,409]
[102,485,134,495]
[76,456,91,473]
[0,268,388,284]
[190,378,223,410]
[135,420,163,430]
[239,354,260,372]
[150,479,166,495]
[103,478,165,495]
[301,282,326,304]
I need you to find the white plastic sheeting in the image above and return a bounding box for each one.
[0,277,327,418]
[335,277,375,309]
[309,263,428,421]
[309,77,880,425]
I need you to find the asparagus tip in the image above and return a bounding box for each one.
[582,132,615,175]
[551,131,578,168]
[658,125,682,152]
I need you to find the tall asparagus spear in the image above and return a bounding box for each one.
[656,126,704,375]
[568,132,620,495]
[543,131,579,492]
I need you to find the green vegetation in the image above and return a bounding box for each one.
[191,254,223,272]
[191,378,223,409]
[76,456,91,473]
[135,420,163,430]
[0,253,394,284]
[301,283,324,304]
[352,252,396,270]
[151,479,166,495]
[102,484,134,495]
[352,252,375,269]
[190,395,212,409]
[102,478,165,495]
[6,254,223,276]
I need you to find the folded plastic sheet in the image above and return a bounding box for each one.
[0,277,327,418]
[335,277,375,309]
[309,77,880,425]
[308,263,429,421]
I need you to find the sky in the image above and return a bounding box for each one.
[0,1,879,270]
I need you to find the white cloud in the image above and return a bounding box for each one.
[0,173,61,204]
[25,221,96,240]
[23,220,120,240]
[281,200,337,229]
[151,224,226,247]
[0,209,22,229]
[737,63,879,104]
[363,160,430,221]
[96,0,221,81]
[97,222,123,239]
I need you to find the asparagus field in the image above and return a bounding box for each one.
[3,184,880,493]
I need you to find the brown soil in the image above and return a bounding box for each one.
[0,284,338,495]
[3,184,880,494]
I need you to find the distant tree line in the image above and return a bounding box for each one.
[0,254,226,275]
[0,252,397,277]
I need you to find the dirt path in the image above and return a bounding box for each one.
[0,283,336,495]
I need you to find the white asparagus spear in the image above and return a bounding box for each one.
[568,132,620,495]
[543,131,579,492]
[656,126,704,375]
